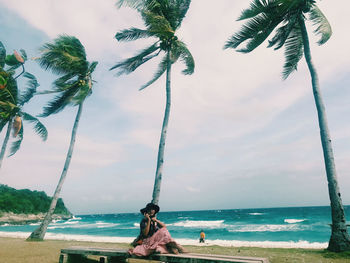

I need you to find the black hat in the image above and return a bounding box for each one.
[140,203,160,214]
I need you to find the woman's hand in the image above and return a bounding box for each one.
[144,213,151,221]
[152,216,166,228]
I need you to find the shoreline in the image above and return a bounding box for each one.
[0,230,328,249]
[0,236,349,263]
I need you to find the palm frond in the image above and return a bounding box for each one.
[155,0,191,30]
[0,119,8,132]
[0,101,17,115]
[38,35,88,75]
[225,13,281,52]
[268,16,298,50]
[142,11,175,38]
[72,83,92,105]
[116,0,149,10]
[52,73,77,89]
[39,84,80,117]
[0,76,18,104]
[172,40,194,75]
[117,0,160,12]
[172,0,191,29]
[0,41,6,68]
[19,72,39,106]
[282,24,304,79]
[238,0,270,20]
[110,43,160,74]
[308,5,332,45]
[22,112,48,141]
[8,124,23,157]
[116,27,154,41]
[140,54,168,90]
[88,61,98,73]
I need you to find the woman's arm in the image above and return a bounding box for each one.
[152,217,166,228]
[142,214,151,236]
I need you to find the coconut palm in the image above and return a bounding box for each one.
[0,41,47,170]
[27,35,98,241]
[111,0,194,205]
[224,0,350,252]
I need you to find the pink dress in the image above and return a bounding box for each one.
[130,227,174,256]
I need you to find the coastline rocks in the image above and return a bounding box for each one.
[0,212,73,225]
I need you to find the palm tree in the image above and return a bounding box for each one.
[224,0,350,252]
[0,42,47,170]
[27,35,98,241]
[111,0,194,205]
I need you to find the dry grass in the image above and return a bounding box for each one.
[0,237,350,263]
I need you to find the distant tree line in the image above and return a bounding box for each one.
[0,184,71,215]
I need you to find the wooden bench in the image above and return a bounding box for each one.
[59,246,270,263]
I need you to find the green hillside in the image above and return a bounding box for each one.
[0,184,71,215]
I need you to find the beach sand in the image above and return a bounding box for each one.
[0,237,350,263]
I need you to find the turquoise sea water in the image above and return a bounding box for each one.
[1,206,349,248]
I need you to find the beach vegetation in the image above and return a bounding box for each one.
[0,41,48,170]
[27,35,98,241]
[224,0,350,252]
[111,0,194,205]
[0,184,70,216]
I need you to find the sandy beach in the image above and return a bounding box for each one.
[1,236,350,263]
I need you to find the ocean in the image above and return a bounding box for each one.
[1,206,349,249]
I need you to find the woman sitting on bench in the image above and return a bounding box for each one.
[129,203,186,256]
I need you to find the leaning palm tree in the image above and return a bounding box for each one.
[111,0,194,205]
[27,35,98,241]
[0,42,47,170]
[224,0,350,252]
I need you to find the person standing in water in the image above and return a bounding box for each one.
[199,229,205,243]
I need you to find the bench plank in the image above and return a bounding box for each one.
[148,253,268,263]
[60,246,270,263]
[61,246,128,256]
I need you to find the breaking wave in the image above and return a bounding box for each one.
[169,220,225,228]
[284,219,306,224]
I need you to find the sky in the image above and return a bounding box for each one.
[0,0,349,215]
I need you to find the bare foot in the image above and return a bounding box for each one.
[176,245,188,253]
[170,247,179,254]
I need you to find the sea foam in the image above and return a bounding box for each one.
[169,220,225,228]
[228,224,300,232]
[284,219,306,224]
[248,213,265,216]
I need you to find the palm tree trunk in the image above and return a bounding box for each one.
[0,119,12,170]
[27,103,84,241]
[151,52,172,205]
[299,18,350,252]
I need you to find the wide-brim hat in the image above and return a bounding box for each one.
[140,203,160,214]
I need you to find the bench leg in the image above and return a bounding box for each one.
[99,256,107,263]
[59,254,66,263]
